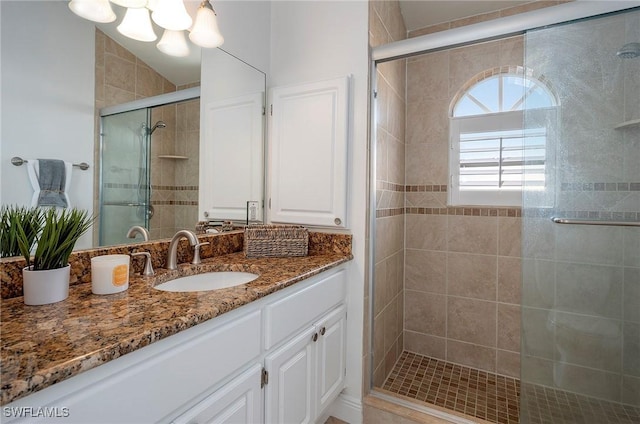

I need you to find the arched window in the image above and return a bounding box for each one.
[449,69,557,206]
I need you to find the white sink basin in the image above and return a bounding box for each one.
[154,272,259,292]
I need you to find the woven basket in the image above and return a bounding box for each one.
[243,225,309,258]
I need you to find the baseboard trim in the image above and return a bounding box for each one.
[326,393,363,424]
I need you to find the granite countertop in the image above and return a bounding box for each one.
[0,250,352,406]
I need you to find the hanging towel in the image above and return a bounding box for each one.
[26,159,72,208]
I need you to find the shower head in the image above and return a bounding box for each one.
[616,42,640,59]
[148,121,167,135]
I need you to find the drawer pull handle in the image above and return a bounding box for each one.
[312,332,318,342]
[319,326,326,336]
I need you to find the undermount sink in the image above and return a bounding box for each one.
[153,272,259,292]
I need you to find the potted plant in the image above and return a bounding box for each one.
[17,208,93,305]
[1,205,44,258]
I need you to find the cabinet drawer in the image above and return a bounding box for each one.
[264,269,346,350]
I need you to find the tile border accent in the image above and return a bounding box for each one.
[406,207,522,217]
[376,208,405,218]
[376,182,639,220]
[151,200,198,206]
[561,182,640,192]
[102,183,198,191]
[377,181,405,192]
[405,184,448,192]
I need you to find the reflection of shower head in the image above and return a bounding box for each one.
[148,121,167,135]
[617,42,640,59]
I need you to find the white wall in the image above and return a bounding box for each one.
[1,1,95,249]
[213,0,271,74]
[269,2,369,422]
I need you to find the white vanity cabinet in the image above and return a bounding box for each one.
[269,76,350,228]
[2,309,263,424]
[3,266,347,424]
[171,364,263,424]
[264,304,346,424]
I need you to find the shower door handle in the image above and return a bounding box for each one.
[147,205,155,219]
[551,217,640,227]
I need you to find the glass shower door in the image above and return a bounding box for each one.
[99,109,151,246]
[521,8,640,423]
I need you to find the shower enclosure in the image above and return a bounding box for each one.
[368,4,639,424]
[99,108,152,246]
[99,89,201,246]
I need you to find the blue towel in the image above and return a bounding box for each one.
[37,159,68,208]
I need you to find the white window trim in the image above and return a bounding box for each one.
[449,110,526,207]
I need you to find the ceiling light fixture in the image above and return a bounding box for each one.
[189,0,224,48]
[110,0,148,7]
[68,0,116,23]
[157,29,190,57]
[151,0,192,31]
[67,0,224,57]
[117,7,157,42]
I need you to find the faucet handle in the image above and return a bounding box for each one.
[192,242,210,265]
[131,251,155,276]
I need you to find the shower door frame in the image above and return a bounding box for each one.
[367,0,640,419]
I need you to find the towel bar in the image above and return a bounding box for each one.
[551,217,640,227]
[11,156,89,170]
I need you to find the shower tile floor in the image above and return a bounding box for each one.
[382,351,640,424]
[382,351,520,424]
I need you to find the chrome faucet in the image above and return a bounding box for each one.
[126,225,150,241]
[166,230,199,270]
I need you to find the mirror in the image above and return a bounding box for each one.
[0,0,266,251]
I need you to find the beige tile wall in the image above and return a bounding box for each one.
[369,0,407,390]
[149,96,200,240]
[95,30,199,242]
[403,36,524,378]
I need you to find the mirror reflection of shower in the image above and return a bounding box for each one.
[99,91,201,246]
[137,120,166,221]
[148,120,167,134]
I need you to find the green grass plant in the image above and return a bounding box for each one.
[17,208,94,270]
[1,205,44,258]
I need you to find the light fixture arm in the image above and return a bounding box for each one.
[200,0,215,13]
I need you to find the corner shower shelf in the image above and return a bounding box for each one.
[614,118,640,130]
[157,155,188,160]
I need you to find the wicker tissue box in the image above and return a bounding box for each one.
[243,225,309,258]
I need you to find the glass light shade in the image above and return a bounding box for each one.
[68,0,116,23]
[146,0,159,11]
[110,0,148,7]
[157,30,190,57]
[152,0,193,31]
[188,2,224,48]
[117,8,157,42]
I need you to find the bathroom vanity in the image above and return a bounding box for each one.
[1,235,352,423]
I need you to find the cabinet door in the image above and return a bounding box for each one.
[172,364,263,424]
[200,92,264,222]
[264,326,316,424]
[269,76,349,228]
[315,305,347,415]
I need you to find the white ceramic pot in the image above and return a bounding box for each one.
[22,264,70,305]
